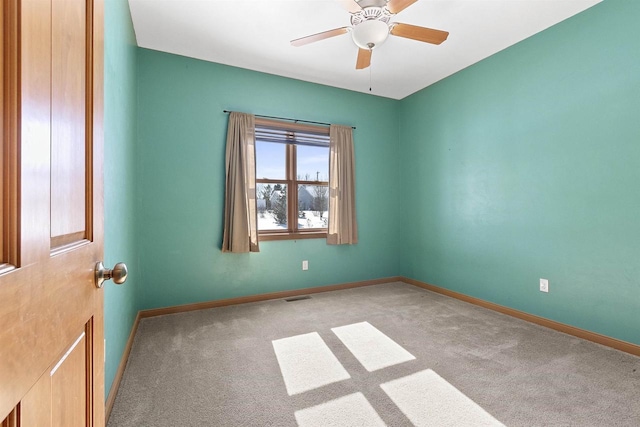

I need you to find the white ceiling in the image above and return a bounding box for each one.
[128,0,602,100]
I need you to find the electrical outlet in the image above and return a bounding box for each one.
[302,260,308,271]
[540,278,549,293]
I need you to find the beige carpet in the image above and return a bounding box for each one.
[108,282,640,426]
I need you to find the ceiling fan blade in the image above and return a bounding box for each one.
[291,27,349,47]
[390,23,449,45]
[337,0,362,13]
[386,0,418,14]
[356,48,371,70]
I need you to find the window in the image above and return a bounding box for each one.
[255,118,329,240]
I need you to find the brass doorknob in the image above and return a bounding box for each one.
[95,261,128,288]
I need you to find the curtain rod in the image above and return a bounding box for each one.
[223,110,356,130]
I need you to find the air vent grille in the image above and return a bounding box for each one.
[284,295,312,302]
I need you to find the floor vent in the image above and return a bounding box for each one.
[284,295,311,302]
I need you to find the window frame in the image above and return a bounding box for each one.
[255,118,329,241]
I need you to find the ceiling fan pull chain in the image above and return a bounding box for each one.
[369,54,373,92]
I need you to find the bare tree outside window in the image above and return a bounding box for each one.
[312,185,328,219]
[260,184,273,211]
[272,186,288,225]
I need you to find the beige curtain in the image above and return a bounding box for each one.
[222,112,259,253]
[327,124,358,245]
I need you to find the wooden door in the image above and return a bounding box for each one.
[1,0,105,425]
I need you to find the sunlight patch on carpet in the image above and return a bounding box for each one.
[272,332,350,396]
[380,369,505,427]
[295,392,386,427]
[331,321,415,372]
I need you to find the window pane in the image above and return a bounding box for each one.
[257,183,287,230]
[297,145,329,182]
[298,184,328,229]
[256,141,286,180]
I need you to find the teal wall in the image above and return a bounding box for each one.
[104,0,138,398]
[135,49,401,310]
[399,0,640,345]
[103,0,640,404]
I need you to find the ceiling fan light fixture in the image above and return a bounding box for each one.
[351,19,389,50]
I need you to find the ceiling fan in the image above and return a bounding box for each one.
[290,0,449,70]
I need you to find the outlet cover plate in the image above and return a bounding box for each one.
[302,260,308,271]
[540,278,549,293]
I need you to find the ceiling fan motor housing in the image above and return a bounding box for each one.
[351,6,391,26]
[354,0,389,10]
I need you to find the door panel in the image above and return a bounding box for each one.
[51,0,87,248]
[18,0,52,265]
[0,0,105,425]
[21,369,52,427]
[51,332,88,427]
